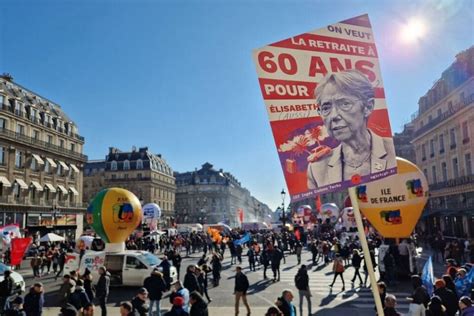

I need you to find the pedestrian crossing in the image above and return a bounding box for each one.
[278,263,412,313]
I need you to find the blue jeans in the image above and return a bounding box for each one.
[149,299,161,316]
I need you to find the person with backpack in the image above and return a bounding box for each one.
[294,265,312,316]
[68,279,90,312]
[329,253,345,291]
[144,269,167,316]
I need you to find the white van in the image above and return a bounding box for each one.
[64,250,177,287]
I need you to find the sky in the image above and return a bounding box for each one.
[0,0,473,211]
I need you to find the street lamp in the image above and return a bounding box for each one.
[280,189,286,227]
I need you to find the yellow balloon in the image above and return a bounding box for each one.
[87,188,142,243]
[355,157,428,238]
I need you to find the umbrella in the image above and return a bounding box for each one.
[39,233,65,242]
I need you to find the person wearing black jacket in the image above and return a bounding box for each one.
[189,291,208,316]
[271,248,283,282]
[0,270,14,313]
[172,250,183,280]
[210,254,222,287]
[144,269,167,316]
[68,279,90,311]
[234,266,251,316]
[24,283,44,316]
[82,269,95,303]
[351,249,363,286]
[184,266,201,294]
[434,279,458,316]
[96,267,110,316]
[131,288,150,316]
[294,265,311,316]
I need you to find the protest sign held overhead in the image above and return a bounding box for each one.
[253,14,397,202]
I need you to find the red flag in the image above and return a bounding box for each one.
[238,208,244,223]
[11,237,32,266]
[316,195,321,213]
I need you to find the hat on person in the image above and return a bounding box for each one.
[138,287,148,294]
[460,296,473,306]
[173,296,185,307]
[12,296,23,305]
[60,303,78,316]
[434,279,446,288]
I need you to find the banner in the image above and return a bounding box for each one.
[11,237,32,266]
[233,233,250,246]
[253,14,397,202]
[421,256,434,296]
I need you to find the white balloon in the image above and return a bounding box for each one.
[320,203,340,224]
[341,207,357,228]
[143,203,161,220]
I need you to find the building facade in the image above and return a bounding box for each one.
[174,162,272,227]
[0,74,87,240]
[410,46,474,238]
[83,147,176,227]
[393,122,416,163]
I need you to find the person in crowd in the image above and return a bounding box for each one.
[442,275,458,297]
[82,269,95,303]
[350,249,363,287]
[58,274,76,308]
[265,306,283,316]
[434,279,458,316]
[329,253,345,291]
[275,290,296,316]
[426,295,447,316]
[378,282,387,309]
[210,253,222,287]
[271,247,283,282]
[96,267,110,316]
[81,303,95,316]
[383,294,401,316]
[189,291,208,316]
[144,269,167,316]
[131,288,150,316]
[159,256,172,290]
[295,241,303,265]
[455,269,472,298]
[169,281,190,314]
[55,250,66,280]
[234,266,251,316]
[171,249,183,280]
[459,296,474,316]
[184,265,201,294]
[119,302,137,316]
[164,297,189,316]
[197,255,207,267]
[0,270,15,313]
[247,247,256,272]
[407,275,430,315]
[69,279,90,311]
[261,248,270,280]
[196,266,211,303]
[310,241,318,265]
[4,296,26,316]
[383,248,396,286]
[24,283,44,316]
[294,265,311,316]
[30,254,42,279]
[60,303,78,316]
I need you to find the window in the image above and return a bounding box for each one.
[136,159,143,169]
[137,173,142,179]
[126,256,142,269]
[0,118,6,130]
[30,108,38,122]
[15,151,23,168]
[466,153,472,175]
[421,143,427,160]
[13,183,20,198]
[16,124,24,135]
[442,162,448,181]
[57,164,62,176]
[31,158,37,171]
[70,143,75,152]
[123,160,130,170]
[450,128,457,149]
[431,166,437,184]
[14,102,21,115]
[59,139,64,148]
[453,158,459,178]
[124,174,129,179]
[462,121,469,143]
[33,130,40,140]
[47,135,53,144]
[111,174,116,179]
[437,109,442,117]
[111,160,117,171]
[430,139,435,157]
[0,95,3,105]
[0,146,5,165]
[439,134,445,153]
[44,160,50,173]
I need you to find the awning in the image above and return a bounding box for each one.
[57,185,68,194]
[68,187,79,196]
[46,158,57,168]
[30,181,43,191]
[44,183,56,193]
[0,176,11,187]
[70,164,80,173]
[15,179,28,190]
[32,154,44,165]
[58,161,69,171]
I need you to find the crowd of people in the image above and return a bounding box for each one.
[1,226,474,316]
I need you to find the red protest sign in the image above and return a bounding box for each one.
[11,237,32,266]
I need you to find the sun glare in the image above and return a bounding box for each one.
[400,18,426,43]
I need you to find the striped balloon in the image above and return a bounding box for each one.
[86,188,142,243]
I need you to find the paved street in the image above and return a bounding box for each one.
[15,248,441,315]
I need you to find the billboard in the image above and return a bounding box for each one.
[253,14,397,201]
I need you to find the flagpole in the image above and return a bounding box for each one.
[348,187,384,315]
